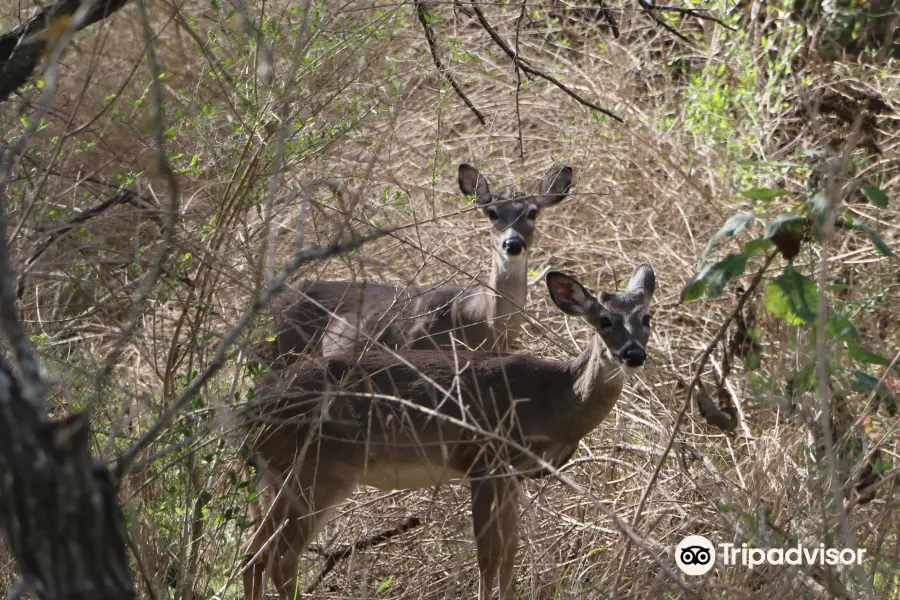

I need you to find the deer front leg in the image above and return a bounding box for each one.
[471,475,520,600]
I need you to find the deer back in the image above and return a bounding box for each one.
[244,349,579,480]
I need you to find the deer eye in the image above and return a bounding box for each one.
[642,314,652,327]
[597,316,613,330]
[487,207,499,220]
[526,208,538,220]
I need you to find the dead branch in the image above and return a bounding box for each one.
[17,187,166,299]
[305,516,422,593]
[416,1,486,125]
[469,1,623,122]
[638,1,737,32]
[0,0,134,103]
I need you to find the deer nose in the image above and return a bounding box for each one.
[503,237,526,256]
[618,345,646,368]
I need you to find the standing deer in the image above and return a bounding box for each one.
[262,163,573,361]
[241,263,656,600]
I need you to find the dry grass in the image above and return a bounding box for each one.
[1,0,898,598]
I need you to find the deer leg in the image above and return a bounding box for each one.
[269,466,358,600]
[471,475,520,600]
[242,452,357,600]
[496,478,519,600]
[242,486,276,600]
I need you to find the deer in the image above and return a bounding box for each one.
[261,163,573,362]
[240,263,656,600]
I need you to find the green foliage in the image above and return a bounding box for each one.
[763,265,817,326]
[684,175,895,420]
[681,253,748,303]
[741,188,792,202]
[850,371,898,415]
[861,185,889,209]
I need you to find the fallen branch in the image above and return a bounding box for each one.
[305,516,422,593]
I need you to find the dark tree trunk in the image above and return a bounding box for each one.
[0,362,137,600]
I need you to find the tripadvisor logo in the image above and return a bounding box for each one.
[676,535,716,576]
[675,535,867,575]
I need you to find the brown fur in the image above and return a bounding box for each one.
[258,164,573,362]
[240,264,655,600]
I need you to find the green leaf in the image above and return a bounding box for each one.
[826,312,858,340]
[850,222,894,256]
[848,343,892,366]
[376,575,394,594]
[717,212,755,238]
[700,212,756,264]
[764,265,818,325]
[741,188,793,201]
[680,277,706,304]
[680,253,749,303]
[861,185,889,209]
[850,371,898,415]
[744,238,773,256]
[763,214,806,240]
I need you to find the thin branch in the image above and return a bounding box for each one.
[304,517,422,593]
[639,2,737,31]
[595,0,620,38]
[813,114,875,598]
[17,188,160,298]
[513,0,526,159]
[90,0,182,410]
[416,1,486,125]
[636,0,692,44]
[470,1,623,122]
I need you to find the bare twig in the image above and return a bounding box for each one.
[597,0,620,38]
[513,0,526,159]
[17,188,161,298]
[636,0,692,44]
[416,1,486,125]
[639,2,737,31]
[90,0,182,410]
[305,517,422,593]
[470,1,623,122]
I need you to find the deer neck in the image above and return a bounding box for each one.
[484,248,528,338]
[566,335,625,440]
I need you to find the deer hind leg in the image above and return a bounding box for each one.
[243,459,358,600]
[471,475,520,600]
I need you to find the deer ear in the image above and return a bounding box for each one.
[626,263,656,299]
[546,271,595,317]
[536,165,573,207]
[459,164,493,206]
